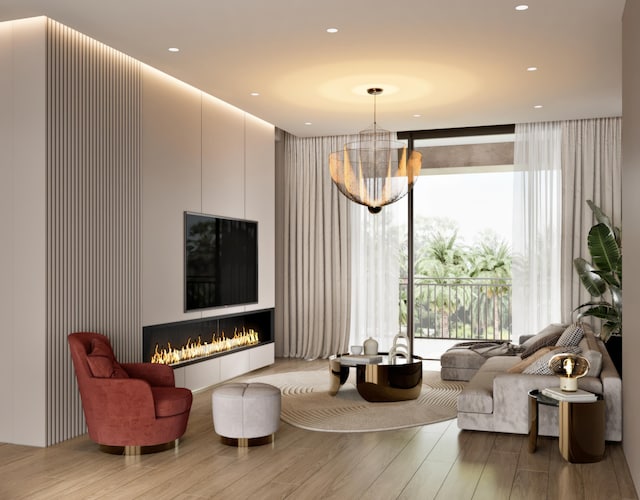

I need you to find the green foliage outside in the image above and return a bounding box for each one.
[400,216,512,340]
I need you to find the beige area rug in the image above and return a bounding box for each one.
[246,369,465,433]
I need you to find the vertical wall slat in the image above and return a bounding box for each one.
[46,20,142,445]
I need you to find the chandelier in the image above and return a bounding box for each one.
[329,88,422,214]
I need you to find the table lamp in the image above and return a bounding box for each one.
[548,352,590,391]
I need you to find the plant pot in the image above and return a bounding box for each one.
[605,334,622,377]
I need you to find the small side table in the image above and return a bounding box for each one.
[528,389,605,463]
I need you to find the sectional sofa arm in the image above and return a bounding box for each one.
[491,373,571,434]
[599,355,623,441]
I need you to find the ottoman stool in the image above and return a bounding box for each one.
[212,382,281,447]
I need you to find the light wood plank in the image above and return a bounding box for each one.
[0,359,636,500]
[473,449,519,500]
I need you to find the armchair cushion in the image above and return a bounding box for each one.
[151,387,194,418]
[87,338,129,378]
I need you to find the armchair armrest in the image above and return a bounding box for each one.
[122,363,175,387]
[83,378,157,420]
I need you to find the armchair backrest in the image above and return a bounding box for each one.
[68,332,116,379]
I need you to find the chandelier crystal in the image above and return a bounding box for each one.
[329,88,422,214]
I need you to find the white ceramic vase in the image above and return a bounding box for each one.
[363,337,378,355]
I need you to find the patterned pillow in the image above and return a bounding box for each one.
[555,323,585,347]
[522,346,582,375]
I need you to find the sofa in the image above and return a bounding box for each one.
[450,324,622,442]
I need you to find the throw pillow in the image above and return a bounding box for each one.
[556,323,585,347]
[507,346,563,373]
[522,346,582,375]
[87,338,129,378]
[86,354,115,378]
[520,330,564,359]
[520,324,567,349]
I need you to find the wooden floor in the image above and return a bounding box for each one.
[0,359,637,500]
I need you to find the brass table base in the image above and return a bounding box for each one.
[559,399,605,463]
[528,390,605,463]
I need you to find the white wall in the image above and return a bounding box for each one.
[141,67,275,327]
[622,0,640,491]
[0,17,275,447]
[0,17,47,446]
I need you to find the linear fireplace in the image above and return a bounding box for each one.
[142,308,274,368]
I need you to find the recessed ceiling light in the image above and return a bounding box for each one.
[250,92,260,97]
[168,47,180,53]
[515,5,529,11]
[534,104,543,109]
[326,28,338,33]
[413,114,422,118]
[304,122,313,126]
[527,66,538,71]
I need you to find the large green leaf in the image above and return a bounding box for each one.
[587,223,621,276]
[575,303,620,323]
[573,257,607,297]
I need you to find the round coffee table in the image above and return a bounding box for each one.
[329,354,422,402]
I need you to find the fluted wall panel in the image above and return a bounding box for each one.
[46,20,141,445]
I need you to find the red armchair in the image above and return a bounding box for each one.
[68,332,192,451]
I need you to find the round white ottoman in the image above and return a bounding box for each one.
[211,382,281,447]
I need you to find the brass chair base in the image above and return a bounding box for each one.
[220,434,274,447]
[99,439,178,455]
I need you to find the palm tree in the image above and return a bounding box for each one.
[468,231,512,339]
[415,228,469,337]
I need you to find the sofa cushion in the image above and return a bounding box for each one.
[579,332,603,377]
[151,387,194,418]
[522,346,582,375]
[87,338,129,379]
[555,323,585,347]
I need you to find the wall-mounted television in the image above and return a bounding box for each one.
[184,212,258,311]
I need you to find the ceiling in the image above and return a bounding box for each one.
[0,0,626,137]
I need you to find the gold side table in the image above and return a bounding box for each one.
[528,389,605,463]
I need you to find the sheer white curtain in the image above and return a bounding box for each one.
[349,200,404,352]
[280,133,353,359]
[513,122,563,337]
[561,117,622,322]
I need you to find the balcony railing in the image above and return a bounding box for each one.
[400,277,512,341]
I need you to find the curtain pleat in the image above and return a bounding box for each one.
[282,133,352,359]
[560,117,622,322]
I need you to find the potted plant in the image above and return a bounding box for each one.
[573,200,622,373]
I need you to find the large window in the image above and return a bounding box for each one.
[400,127,515,342]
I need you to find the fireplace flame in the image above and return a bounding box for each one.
[151,328,260,365]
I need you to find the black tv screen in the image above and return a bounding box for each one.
[184,212,258,311]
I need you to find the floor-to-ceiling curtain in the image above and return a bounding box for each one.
[513,117,622,336]
[280,132,352,359]
[513,122,563,336]
[561,117,622,322]
[349,199,404,352]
